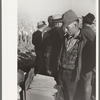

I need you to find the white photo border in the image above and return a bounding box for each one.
[2,0,99,100]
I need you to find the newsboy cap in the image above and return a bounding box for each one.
[83,13,95,25]
[62,9,78,27]
[52,14,62,23]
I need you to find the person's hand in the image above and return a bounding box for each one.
[58,59,61,66]
[47,70,52,75]
[44,53,50,58]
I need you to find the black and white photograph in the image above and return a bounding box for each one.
[2,0,98,100]
[17,0,97,100]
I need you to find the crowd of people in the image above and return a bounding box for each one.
[31,9,96,100]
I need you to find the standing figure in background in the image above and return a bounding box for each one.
[47,14,64,82]
[58,10,87,100]
[41,16,54,75]
[43,14,64,83]
[18,31,22,45]
[82,13,96,40]
[81,13,96,100]
[32,21,47,74]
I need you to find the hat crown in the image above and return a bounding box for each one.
[37,21,45,26]
[52,14,62,20]
[63,9,78,27]
[37,21,46,29]
[84,13,95,19]
[83,13,95,24]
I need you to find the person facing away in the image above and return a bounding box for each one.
[81,13,96,100]
[82,13,96,41]
[32,21,47,75]
[47,14,64,82]
[57,9,88,100]
[40,15,54,76]
[42,14,64,83]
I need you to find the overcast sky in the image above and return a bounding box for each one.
[18,0,96,27]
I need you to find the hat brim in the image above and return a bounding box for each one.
[82,16,85,19]
[53,18,62,22]
[63,18,78,27]
[37,24,46,29]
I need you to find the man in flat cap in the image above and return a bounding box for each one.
[58,9,88,100]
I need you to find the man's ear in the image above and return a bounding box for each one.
[75,21,79,27]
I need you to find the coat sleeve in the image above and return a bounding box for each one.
[32,32,36,45]
[94,36,96,67]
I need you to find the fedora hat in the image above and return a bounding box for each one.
[62,9,78,27]
[83,13,95,25]
[37,21,46,29]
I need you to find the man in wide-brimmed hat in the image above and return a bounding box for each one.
[81,13,96,100]
[32,21,47,74]
[58,9,91,100]
[57,9,82,100]
[82,13,96,40]
[83,13,95,24]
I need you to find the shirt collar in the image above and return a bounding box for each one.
[73,30,80,39]
[65,29,83,41]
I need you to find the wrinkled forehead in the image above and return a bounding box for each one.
[67,21,77,28]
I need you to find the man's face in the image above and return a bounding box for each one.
[91,19,96,32]
[54,22,63,28]
[64,21,78,36]
[92,19,96,27]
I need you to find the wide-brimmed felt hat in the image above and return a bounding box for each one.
[37,21,46,29]
[62,9,78,28]
[82,13,95,25]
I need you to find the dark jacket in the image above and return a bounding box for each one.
[82,25,96,41]
[32,30,46,74]
[59,26,96,81]
[49,28,64,71]
[45,27,64,79]
[32,30,43,53]
[81,25,96,74]
[60,31,87,81]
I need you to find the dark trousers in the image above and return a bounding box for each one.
[34,52,47,75]
[58,70,78,100]
[82,71,93,100]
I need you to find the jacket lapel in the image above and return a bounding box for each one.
[75,33,87,81]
